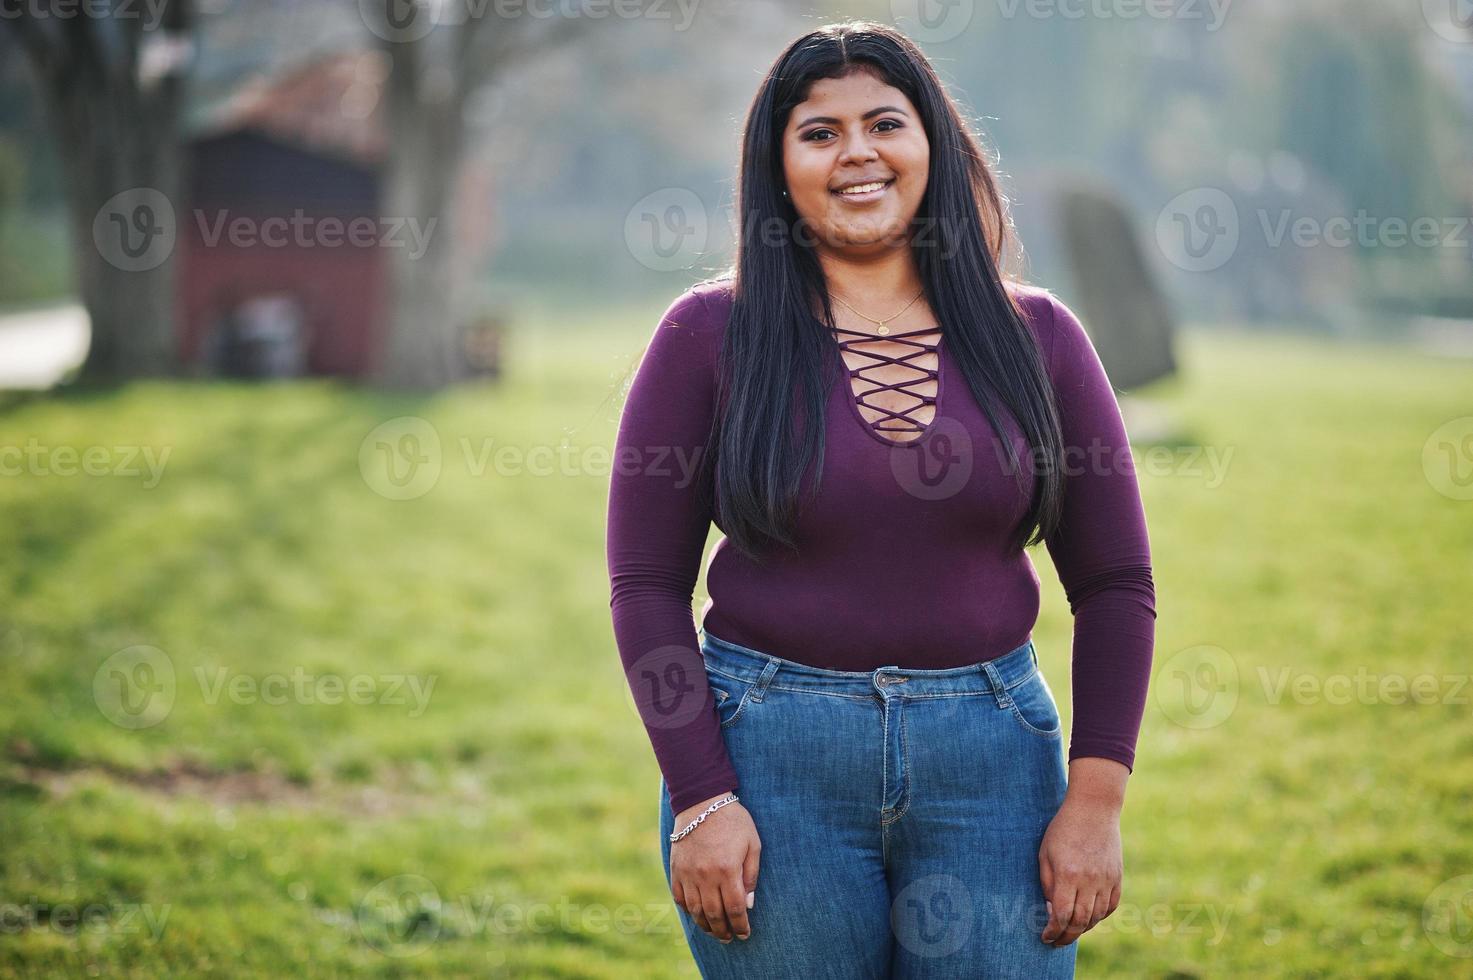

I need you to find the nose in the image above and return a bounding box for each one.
[837,129,879,166]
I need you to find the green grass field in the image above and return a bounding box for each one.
[1,308,1470,977]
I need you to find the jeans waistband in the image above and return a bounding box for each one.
[698,628,1040,699]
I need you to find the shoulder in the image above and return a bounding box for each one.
[641,276,733,375]
[1003,280,1090,374]
[1004,280,1071,337]
[657,275,735,334]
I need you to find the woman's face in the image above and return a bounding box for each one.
[780,68,930,253]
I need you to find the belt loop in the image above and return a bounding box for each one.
[750,659,780,702]
[981,660,1012,709]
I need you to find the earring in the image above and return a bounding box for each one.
[781,189,789,197]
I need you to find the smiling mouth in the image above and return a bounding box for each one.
[831,179,894,202]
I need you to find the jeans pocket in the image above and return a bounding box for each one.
[1008,669,1063,739]
[707,668,755,730]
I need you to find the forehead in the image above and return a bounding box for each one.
[789,69,911,121]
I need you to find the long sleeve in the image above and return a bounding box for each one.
[1040,293,1157,772]
[606,286,739,816]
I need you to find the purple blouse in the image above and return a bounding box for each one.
[606,278,1156,815]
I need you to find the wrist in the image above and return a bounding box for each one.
[1064,757,1129,812]
[669,791,740,844]
[1061,789,1124,818]
[675,790,738,827]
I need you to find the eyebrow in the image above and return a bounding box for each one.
[793,105,910,129]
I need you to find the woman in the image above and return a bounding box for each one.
[606,21,1155,979]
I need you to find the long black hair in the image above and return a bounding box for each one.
[700,20,1065,562]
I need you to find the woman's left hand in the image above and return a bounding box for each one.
[1037,758,1127,946]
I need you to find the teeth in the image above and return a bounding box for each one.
[837,181,887,195]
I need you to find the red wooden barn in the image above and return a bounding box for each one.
[177,51,391,378]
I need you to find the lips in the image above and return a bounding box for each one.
[830,178,894,203]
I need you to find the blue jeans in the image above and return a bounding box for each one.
[659,628,1075,979]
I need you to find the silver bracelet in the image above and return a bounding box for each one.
[669,793,740,843]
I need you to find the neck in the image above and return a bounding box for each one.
[814,244,923,312]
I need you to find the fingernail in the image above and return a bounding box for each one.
[746,891,755,909]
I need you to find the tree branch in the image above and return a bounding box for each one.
[456,11,593,104]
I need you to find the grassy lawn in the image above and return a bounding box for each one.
[0,307,1470,977]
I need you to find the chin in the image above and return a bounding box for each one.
[829,215,911,247]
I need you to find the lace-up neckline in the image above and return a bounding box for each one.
[830,322,944,447]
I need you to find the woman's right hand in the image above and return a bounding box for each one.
[669,792,761,943]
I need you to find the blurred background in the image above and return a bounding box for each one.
[1,0,1471,976]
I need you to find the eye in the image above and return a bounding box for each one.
[801,119,903,142]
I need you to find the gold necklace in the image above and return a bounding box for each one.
[830,287,926,336]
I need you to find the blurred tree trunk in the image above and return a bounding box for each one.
[370,7,588,390]
[376,31,467,389]
[4,1,193,382]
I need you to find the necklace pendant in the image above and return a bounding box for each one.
[877,324,889,336]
